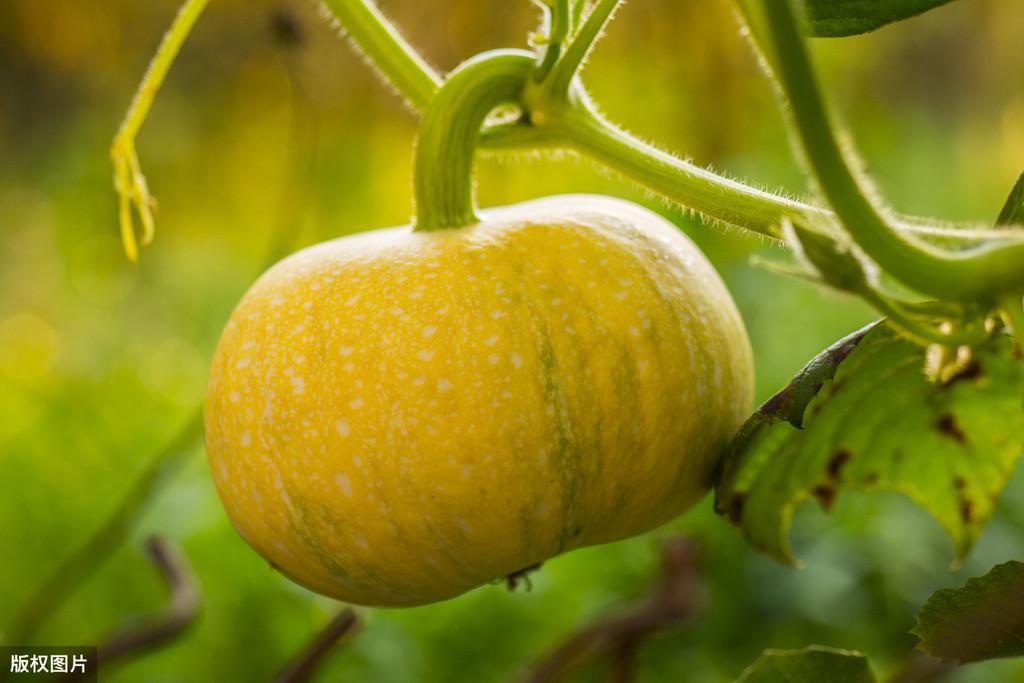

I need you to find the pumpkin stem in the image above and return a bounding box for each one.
[413,50,535,231]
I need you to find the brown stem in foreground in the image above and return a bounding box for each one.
[273,608,361,683]
[97,535,202,666]
[525,537,702,683]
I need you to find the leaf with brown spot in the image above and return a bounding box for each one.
[937,414,968,445]
[715,324,1024,565]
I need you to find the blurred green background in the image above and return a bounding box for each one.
[2,1,1024,681]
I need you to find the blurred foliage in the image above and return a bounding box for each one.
[1,1,1024,681]
[913,561,1024,664]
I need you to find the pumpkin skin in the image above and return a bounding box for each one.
[205,194,753,607]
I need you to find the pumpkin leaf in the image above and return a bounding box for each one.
[912,561,1024,663]
[735,645,876,682]
[715,323,1024,566]
[996,172,1024,227]
[803,0,959,37]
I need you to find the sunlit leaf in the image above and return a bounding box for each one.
[996,172,1024,227]
[715,323,1024,565]
[735,645,875,682]
[912,561,1024,663]
[804,0,959,37]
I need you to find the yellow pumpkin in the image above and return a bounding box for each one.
[204,194,754,606]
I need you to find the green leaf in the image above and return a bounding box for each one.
[736,645,876,682]
[913,561,1024,663]
[803,0,959,37]
[715,323,1024,565]
[996,172,1024,227]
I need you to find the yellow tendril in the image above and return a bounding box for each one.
[110,0,210,261]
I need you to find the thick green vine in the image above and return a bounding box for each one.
[745,0,1024,307]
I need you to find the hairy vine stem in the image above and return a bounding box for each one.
[749,0,1024,303]
[539,0,620,97]
[319,0,440,109]
[557,97,818,237]
[532,0,571,80]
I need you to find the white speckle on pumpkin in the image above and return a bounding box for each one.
[509,353,522,369]
[487,354,499,365]
[422,324,438,338]
[240,431,251,446]
[335,473,353,497]
[417,349,435,361]
[437,379,453,391]
[335,419,351,437]
[349,397,365,409]
[484,335,499,346]
[235,357,251,369]
[339,345,354,356]
[290,376,305,394]
[342,362,355,373]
